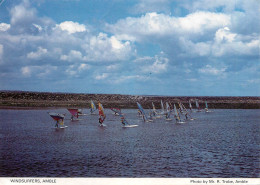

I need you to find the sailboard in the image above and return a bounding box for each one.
[174,104,185,124]
[67,108,81,121]
[160,100,166,115]
[152,102,161,118]
[137,102,152,122]
[205,101,212,112]
[98,102,106,126]
[196,100,201,112]
[110,107,122,116]
[119,113,138,128]
[189,100,193,112]
[180,102,194,121]
[165,102,172,121]
[90,100,97,114]
[48,112,68,129]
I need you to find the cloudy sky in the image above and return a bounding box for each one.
[0,0,259,96]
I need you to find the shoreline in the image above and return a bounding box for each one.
[1,91,260,109]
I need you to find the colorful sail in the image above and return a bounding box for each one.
[98,102,106,124]
[110,107,121,115]
[90,100,97,114]
[48,112,65,128]
[67,108,79,118]
[137,102,148,122]
[48,112,65,121]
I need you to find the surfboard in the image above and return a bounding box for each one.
[55,126,68,129]
[122,125,138,128]
[176,121,186,124]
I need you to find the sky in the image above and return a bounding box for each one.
[0,0,259,96]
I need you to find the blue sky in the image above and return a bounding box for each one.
[0,0,259,96]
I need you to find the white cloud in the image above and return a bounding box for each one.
[142,56,168,74]
[56,21,87,34]
[106,11,230,41]
[27,47,48,59]
[199,65,227,75]
[78,63,90,71]
[21,66,31,77]
[10,0,36,25]
[95,73,109,80]
[131,0,171,14]
[32,23,42,32]
[212,27,259,56]
[0,23,10,32]
[21,65,57,77]
[83,33,133,62]
[60,50,86,62]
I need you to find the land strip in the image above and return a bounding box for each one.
[0,91,259,109]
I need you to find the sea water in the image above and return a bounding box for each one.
[0,109,259,177]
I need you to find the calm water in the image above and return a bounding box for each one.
[0,109,259,177]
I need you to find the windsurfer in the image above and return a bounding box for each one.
[185,113,188,120]
[99,117,103,125]
[55,120,59,128]
[121,117,125,125]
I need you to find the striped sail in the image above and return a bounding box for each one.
[90,100,97,113]
[98,102,106,124]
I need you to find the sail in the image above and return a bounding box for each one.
[178,102,184,113]
[152,102,158,116]
[90,100,97,113]
[67,108,79,118]
[152,102,156,112]
[110,107,121,115]
[196,100,200,110]
[137,102,148,121]
[205,101,208,109]
[48,112,65,121]
[48,112,65,127]
[174,104,180,121]
[160,100,165,114]
[166,102,171,119]
[98,102,106,124]
[189,100,192,110]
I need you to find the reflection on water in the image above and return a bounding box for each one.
[0,109,259,177]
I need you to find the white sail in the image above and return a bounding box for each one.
[160,100,165,115]
[165,102,172,120]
